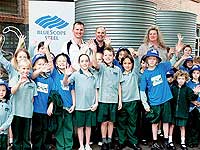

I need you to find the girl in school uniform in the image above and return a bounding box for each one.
[11,59,38,150]
[116,54,141,150]
[0,79,13,150]
[186,65,200,148]
[169,70,198,150]
[63,54,98,150]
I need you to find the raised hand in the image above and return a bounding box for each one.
[87,39,97,53]
[104,35,111,46]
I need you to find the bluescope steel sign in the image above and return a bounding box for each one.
[29,1,75,54]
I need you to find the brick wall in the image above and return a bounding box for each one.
[150,0,200,24]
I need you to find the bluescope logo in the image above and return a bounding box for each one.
[35,15,69,29]
[35,15,68,40]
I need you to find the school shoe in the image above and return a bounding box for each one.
[162,140,169,150]
[151,142,163,150]
[85,144,92,150]
[107,142,114,150]
[101,143,108,150]
[114,143,125,150]
[180,144,188,150]
[141,139,148,146]
[168,142,176,150]
[129,144,142,150]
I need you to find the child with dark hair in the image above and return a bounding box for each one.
[114,47,131,71]
[186,65,200,148]
[116,54,141,150]
[63,53,98,150]
[48,53,75,150]
[0,79,13,150]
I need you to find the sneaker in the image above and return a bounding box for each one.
[85,144,92,150]
[78,146,85,150]
[151,142,162,150]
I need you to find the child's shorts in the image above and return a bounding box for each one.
[97,102,118,123]
[74,110,96,128]
[171,117,187,126]
[150,101,172,123]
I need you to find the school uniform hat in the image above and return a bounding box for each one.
[53,53,71,66]
[190,65,200,73]
[185,56,193,62]
[32,54,47,66]
[144,48,162,62]
[0,79,10,92]
[166,69,175,78]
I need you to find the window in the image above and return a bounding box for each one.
[0,0,25,23]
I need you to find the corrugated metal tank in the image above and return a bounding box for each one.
[156,11,197,49]
[75,0,157,49]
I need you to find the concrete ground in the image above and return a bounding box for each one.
[89,143,200,150]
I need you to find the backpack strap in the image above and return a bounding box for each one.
[67,40,72,55]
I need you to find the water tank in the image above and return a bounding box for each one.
[156,11,196,49]
[75,0,156,49]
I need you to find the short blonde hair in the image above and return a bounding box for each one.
[174,70,189,81]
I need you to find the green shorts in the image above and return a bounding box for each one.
[98,103,117,123]
[74,110,96,128]
[150,101,172,124]
[171,117,187,126]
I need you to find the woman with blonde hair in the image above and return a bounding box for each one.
[138,25,168,62]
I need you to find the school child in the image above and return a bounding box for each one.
[179,56,193,73]
[114,47,131,71]
[92,46,123,150]
[138,55,151,146]
[0,79,13,150]
[96,52,103,63]
[193,56,200,66]
[166,69,175,87]
[48,53,75,150]
[168,70,198,150]
[186,65,200,148]
[10,59,37,150]
[0,48,31,86]
[30,52,55,149]
[0,36,32,149]
[116,54,141,150]
[139,48,184,150]
[63,54,98,150]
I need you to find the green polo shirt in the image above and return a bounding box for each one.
[98,63,123,103]
[10,78,38,118]
[68,68,98,111]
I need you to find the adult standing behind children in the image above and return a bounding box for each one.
[92,26,111,54]
[138,25,168,62]
[61,21,92,71]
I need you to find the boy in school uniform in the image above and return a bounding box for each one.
[92,46,123,150]
[140,48,184,150]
